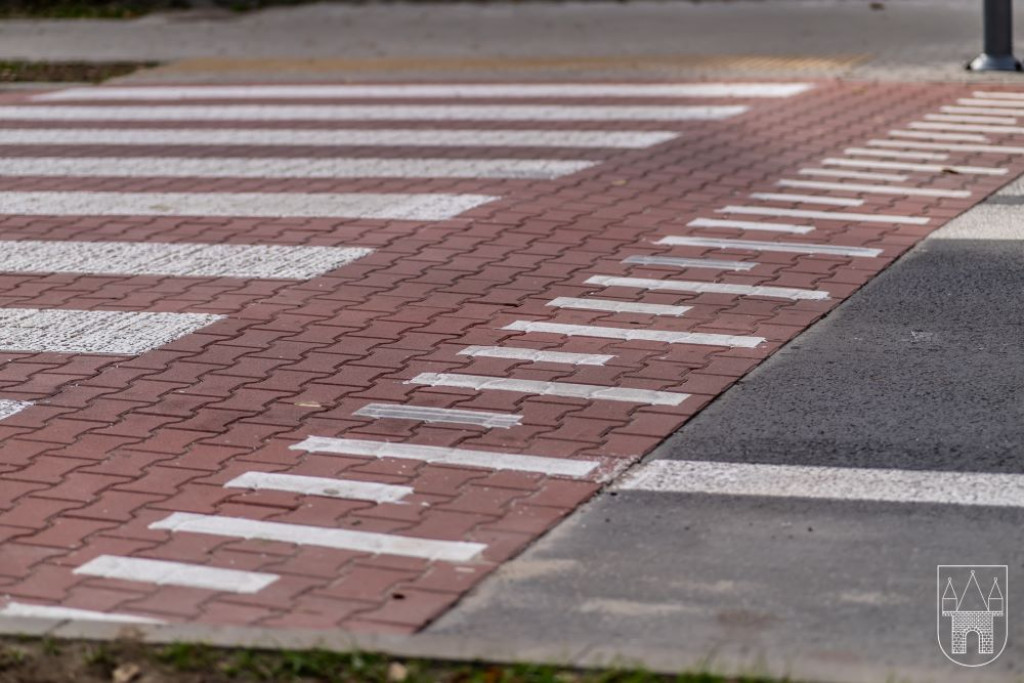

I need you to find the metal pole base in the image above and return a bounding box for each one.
[968,53,1023,71]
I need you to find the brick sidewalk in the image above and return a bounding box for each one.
[0,81,1019,633]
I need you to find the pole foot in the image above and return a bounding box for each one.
[968,53,1023,71]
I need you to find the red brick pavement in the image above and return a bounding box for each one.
[0,81,1021,632]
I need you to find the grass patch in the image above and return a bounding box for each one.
[0,60,158,82]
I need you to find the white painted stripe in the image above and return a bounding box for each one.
[888,130,990,142]
[548,296,692,316]
[0,240,372,280]
[654,235,883,257]
[74,555,279,593]
[0,308,223,355]
[37,83,812,100]
[616,459,1024,508]
[503,320,764,348]
[942,105,1024,116]
[150,512,484,562]
[821,157,1007,176]
[353,403,522,429]
[909,121,1024,135]
[0,399,30,422]
[777,179,971,199]
[844,147,949,160]
[971,91,1024,100]
[0,191,494,221]
[0,105,747,122]
[798,168,909,182]
[925,113,1017,124]
[958,98,1024,108]
[749,192,863,207]
[0,127,679,150]
[0,602,163,624]
[224,471,415,501]
[717,205,928,225]
[688,217,813,234]
[291,435,599,477]
[457,345,613,366]
[623,254,757,271]
[409,372,689,407]
[0,156,595,180]
[868,138,1024,155]
[585,274,828,301]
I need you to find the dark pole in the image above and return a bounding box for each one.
[968,0,1021,71]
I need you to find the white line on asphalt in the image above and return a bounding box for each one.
[888,130,990,142]
[502,320,765,347]
[748,192,863,207]
[798,168,909,182]
[623,254,757,271]
[0,308,223,355]
[777,178,971,199]
[868,138,1024,154]
[0,156,596,180]
[353,403,522,429]
[0,399,30,422]
[0,240,372,280]
[688,217,813,234]
[0,602,164,624]
[585,274,829,300]
[942,105,1024,116]
[291,436,599,477]
[821,157,1007,176]
[0,127,680,149]
[74,555,280,593]
[616,459,1024,508]
[654,235,883,257]
[0,105,748,122]
[0,191,495,221]
[457,345,613,366]
[36,83,813,101]
[844,147,949,160]
[408,372,690,406]
[547,296,692,316]
[150,512,485,562]
[224,471,415,501]
[925,113,1017,124]
[717,205,929,225]
[971,91,1024,100]
[910,122,1024,136]
[957,99,1024,110]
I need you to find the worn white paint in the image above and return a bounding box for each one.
[654,235,883,257]
[547,296,692,316]
[888,130,990,142]
[291,435,599,477]
[970,92,1024,100]
[0,191,495,221]
[924,113,1017,125]
[224,471,415,501]
[688,217,814,234]
[0,127,679,149]
[408,372,689,406]
[623,254,757,271]
[74,555,279,593]
[0,308,223,355]
[353,403,522,429]
[0,105,747,122]
[717,205,929,225]
[868,138,1024,155]
[749,192,864,207]
[909,122,1024,136]
[844,147,950,160]
[777,179,971,199]
[150,512,485,562]
[0,602,163,624]
[0,240,372,280]
[37,83,812,100]
[0,399,30,422]
[585,274,829,300]
[457,345,613,366]
[503,320,764,347]
[942,104,1024,116]
[798,168,908,182]
[821,157,1006,176]
[616,459,1024,507]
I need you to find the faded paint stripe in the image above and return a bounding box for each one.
[0,191,495,221]
[655,235,883,258]
[291,435,599,477]
[74,555,279,593]
[585,275,828,300]
[942,105,1024,116]
[777,179,971,199]
[0,240,371,280]
[749,192,863,207]
[925,113,1017,124]
[821,157,1006,176]
[548,296,692,316]
[457,345,613,366]
[0,602,163,624]
[224,471,415,502]
[689,217,814,234]
[717,205,929,225]
[150,512,485,562]
[0,399,30,422]
[353,403,522,429]
[409,372,689,407]
[888,130,990,142]
[868,138,1024,155]
[0,308,223,355]
[623,254,757,271]
[799,168,908,182]
[908,122,1024,136]
[844,147,949,160]
[616,459,1024,508]
[503,320,764,348]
